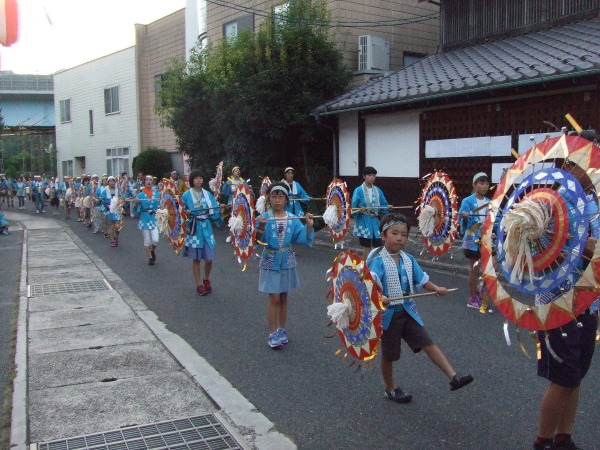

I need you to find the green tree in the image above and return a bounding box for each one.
[132,147,173,180]
[157,0,351,189]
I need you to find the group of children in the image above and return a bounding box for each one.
[5,162,593,450]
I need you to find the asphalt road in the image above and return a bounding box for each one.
[5,207,600,449]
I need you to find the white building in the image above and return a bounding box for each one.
[54,47,140,178]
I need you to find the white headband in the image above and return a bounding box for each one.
[269,185,289,197]
[382,219,408,232]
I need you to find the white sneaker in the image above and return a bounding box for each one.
[226,235,232,243]
[36,210,39,214]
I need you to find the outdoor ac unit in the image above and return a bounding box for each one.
[358,35,390,71]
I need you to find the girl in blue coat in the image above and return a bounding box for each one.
[257,182,314,349]
[182,169,222,296]
[131,175,161,265]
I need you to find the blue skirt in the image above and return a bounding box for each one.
[259,268,300,294]
[184,245,215,261]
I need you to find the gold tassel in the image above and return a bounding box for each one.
[516,328,530,358]
[530,331,542,360]
[479,292,488,314]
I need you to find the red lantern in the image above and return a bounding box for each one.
[0,0,19,47]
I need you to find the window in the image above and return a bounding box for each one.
[104,86,120,114]
[198,32,208,51]
[89,110,94,135]
[62,160,73,177]
[59,99,71,123]
[154,74,164,108]
[106,147,130,176]
[223,15,253,40]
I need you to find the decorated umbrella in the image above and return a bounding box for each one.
[322,178,352,248]
[326,251,384,365]
[255,176,272,214]
[209,161,224,203]
[227,184,257,269]
[481,133,600,332]
[156,179,188,255]
[417,171,459,256]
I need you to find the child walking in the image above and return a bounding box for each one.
[182,169,222,296]
[351,166,389,260]
[256,182,314,349]
[366,213,473,403]
[131,175,161,266]
[458,172,491,309]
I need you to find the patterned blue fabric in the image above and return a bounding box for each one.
[98,187,121,221]
[351,184,388,239]
[182,188,222,249]
[258,211,314,271]
[367,248,430,330]
[221,178,248,205]
[133,189,161,230]
[459,193,489,252]
[283,181,309,216]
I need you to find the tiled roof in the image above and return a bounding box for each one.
[314,17,600,115]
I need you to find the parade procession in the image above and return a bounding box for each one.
[2,1,600,448]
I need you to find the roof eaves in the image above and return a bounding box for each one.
[315,67,600,116]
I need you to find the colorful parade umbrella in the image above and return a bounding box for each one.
[209,161,223,203]
[481,134,600,331]
[157,179,188,255]
[322,178,351,247]
[228,184,257,268]
[417,171,459,256]
[326,251,384,363]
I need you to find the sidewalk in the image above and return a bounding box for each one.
[8,212,294,450]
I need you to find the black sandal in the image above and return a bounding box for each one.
[449,374,474,391]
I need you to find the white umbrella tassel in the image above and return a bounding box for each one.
[109,196,120,214]
[155,209,170,235]
[228,215,244,234]
[255,196,266,214]
[326,295,353,331]
[418,204,436,237]
[500,197,551,284]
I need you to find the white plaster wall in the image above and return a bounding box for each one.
[54,47,140,177]
[365,111,419,177]
[338,112,359,177]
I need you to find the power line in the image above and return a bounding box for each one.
[205,0,439,28]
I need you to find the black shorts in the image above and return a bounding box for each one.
[359,237,383,248]
[463,249,481,260]
[537,312,597,388]
[381,310,433,361]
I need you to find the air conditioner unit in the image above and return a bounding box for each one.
[358,35,390,71]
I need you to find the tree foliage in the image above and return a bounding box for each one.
[157,0,351,188]
[132,146,173,180]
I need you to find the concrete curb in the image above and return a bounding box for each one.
[11,225,28,450]
[63,227,296,450]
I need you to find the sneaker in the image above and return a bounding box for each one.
[277,328,288,344]
[533,442,553,450]
[226,235,232,243]
[466,296,482,309]
[151,249,156,262]
[197,285,207,296]
[203,279,212,294]
[449,373,474,391]
[551,437,581,450]
[268,332,282,349]
[384,387,412,404]
[148,258,154,266]
[36,210,39,214]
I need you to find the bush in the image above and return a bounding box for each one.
[132,147,172,179]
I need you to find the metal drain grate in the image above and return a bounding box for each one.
[36,414,245,450]
[28,279,112,298]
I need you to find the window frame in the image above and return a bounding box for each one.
[104,86,120,115]
[59,99,71,123]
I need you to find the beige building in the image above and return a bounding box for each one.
[135,9,187,172]
[204,0,440,84]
